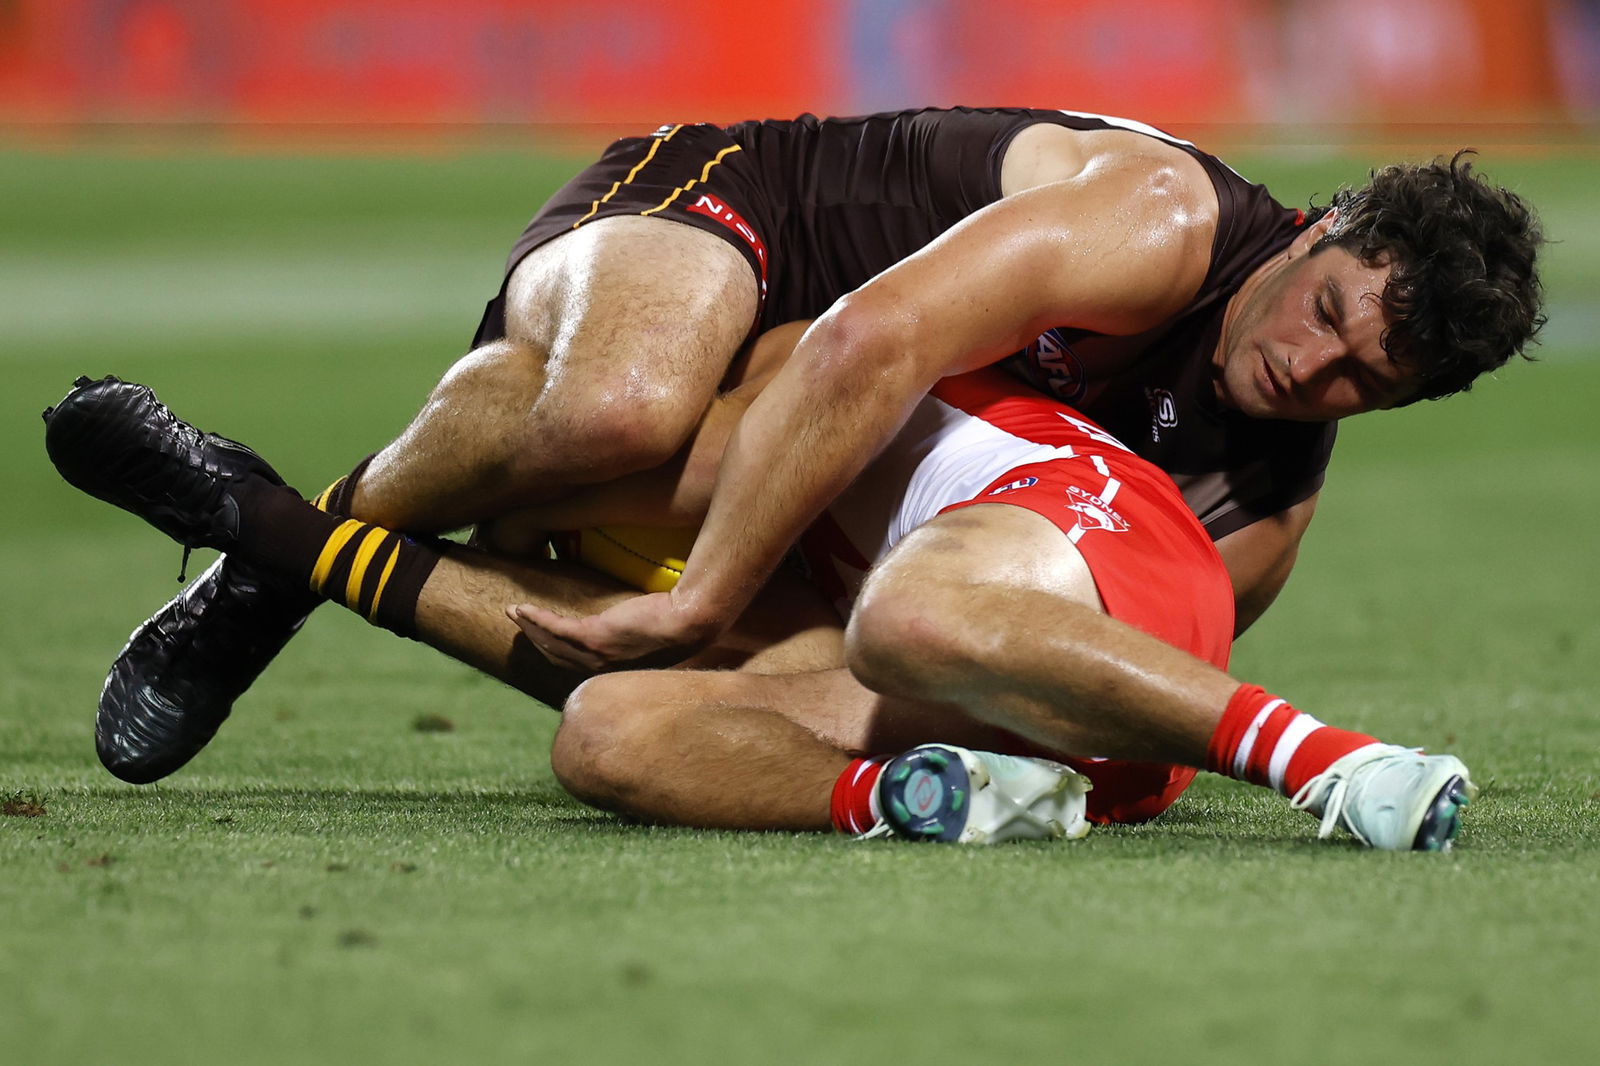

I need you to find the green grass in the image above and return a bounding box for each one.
[2,140,1598,1065]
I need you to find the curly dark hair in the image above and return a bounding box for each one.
[1303,151,1545,402]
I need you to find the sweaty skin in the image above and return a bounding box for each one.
[1212,227,1408,419]
[514,130,1216,669]
[513,128,1408,672]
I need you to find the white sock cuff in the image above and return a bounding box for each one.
[1231,699,1286,779]
[1267,713,1328,793]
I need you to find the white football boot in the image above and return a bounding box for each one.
[870,744,1093,845]
[1290,743,1476,851]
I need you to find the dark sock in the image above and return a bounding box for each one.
[213,453,377,618]
[311,454,375,517]
[231,474,439,638]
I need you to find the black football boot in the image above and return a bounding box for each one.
[43,376,318,782]
[44,375,276,550]
[97,556,315,782]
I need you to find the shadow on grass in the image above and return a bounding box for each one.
[46,783,617,831]
[52,785,839,844]
[76,785,564,804]
[48,781,1491,852]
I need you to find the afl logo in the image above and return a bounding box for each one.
[988,476,1039,496]
[1024,328,1087,403]
[1065,485,1129,535]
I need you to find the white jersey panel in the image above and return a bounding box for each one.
[1054,109,1196,149]
[1054,109,1250,182]
[824,394,1074,573]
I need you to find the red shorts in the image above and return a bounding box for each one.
[940,441,1235,824]
[808,369,1237,824]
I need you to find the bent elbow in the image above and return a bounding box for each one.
[804,289,945,393]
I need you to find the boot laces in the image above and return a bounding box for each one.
[1289,746,1423,845]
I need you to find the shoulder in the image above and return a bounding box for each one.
[992,133,1218,331]
[1000,123,1218,225]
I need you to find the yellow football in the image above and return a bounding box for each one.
[574,525,697,593]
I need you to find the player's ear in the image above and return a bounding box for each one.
[1288,209,1339,259]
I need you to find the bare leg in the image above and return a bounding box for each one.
[412,547,631,705]
[844,505,1239,764]
[549,654,1037,829]
[354,218,760,531]
[537,504,1235,831]
[554,671,850,830]
[470,321,810,553]
[551,665,1021,830]
[410,546,846,707]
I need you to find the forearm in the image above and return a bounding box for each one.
[671,316,932,629]
[1215,494,1318,636]
[1229,550,1298,636]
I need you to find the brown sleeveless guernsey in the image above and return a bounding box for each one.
[484,107,1334,539]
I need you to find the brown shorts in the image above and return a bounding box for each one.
[471,122,778,348]
[469,108,1070,348]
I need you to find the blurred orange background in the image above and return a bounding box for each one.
[0,0,1592,136]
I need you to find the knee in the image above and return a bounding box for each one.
[843,571,979,702]
[550,673,666,810]
[542,387,699,480]
[433,341,701,481]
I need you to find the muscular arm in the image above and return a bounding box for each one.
[1214,493,1318,636]
[518,132,1220,669]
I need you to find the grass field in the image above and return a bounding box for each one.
[2,137,1598,1065]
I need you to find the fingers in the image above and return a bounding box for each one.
[504,595,705,672]
[508,604,605,672]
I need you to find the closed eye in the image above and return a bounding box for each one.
[1320,278,1348,332]
[1316,294,1339,332]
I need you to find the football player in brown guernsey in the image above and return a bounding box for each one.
[54,108,1541,788]
[49,318,1489,848]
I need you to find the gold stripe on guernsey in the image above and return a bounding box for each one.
[572,124,685,229]
[308,519,366,594]
[365,542,402,623]
[344,526,391,611]
[640,144,742,217]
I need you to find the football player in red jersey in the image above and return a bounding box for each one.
[48,317,1477,850]
[58,109,1542,790]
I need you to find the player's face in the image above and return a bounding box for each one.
[1214,223,1418,420]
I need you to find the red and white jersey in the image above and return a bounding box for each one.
[803,366,1234,672]
[803,366,1238,826]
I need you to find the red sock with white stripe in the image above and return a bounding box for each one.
[830,757,886,834]
[1205,684,1382,797]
